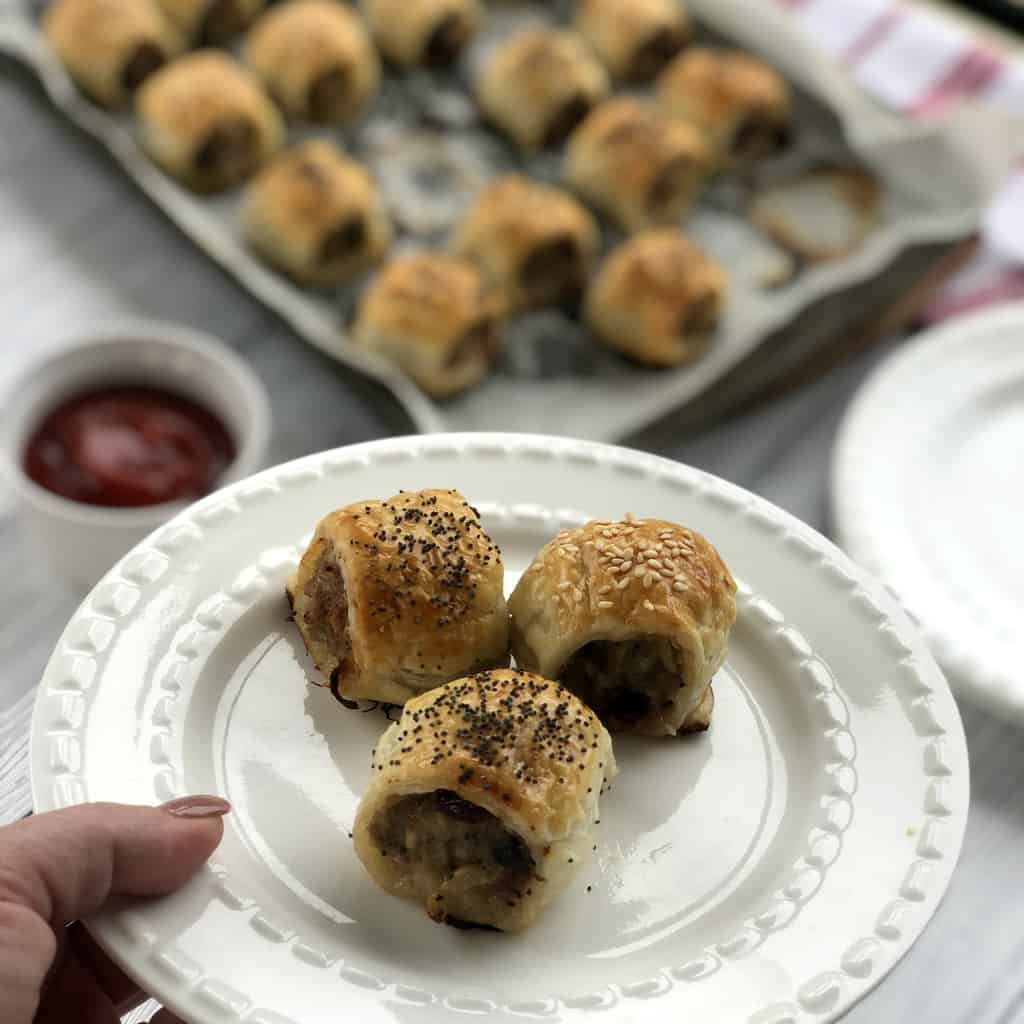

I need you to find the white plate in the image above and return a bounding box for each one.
[31,434,968,1024]
[833,303,1024,724]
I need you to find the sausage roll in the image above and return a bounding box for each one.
[449,175,599,314]
[244,1,379,125]
[564,97,710,233]
[287,489,510,705]
[353,668,617,931]
[363,0,482,67]
[155,0,264,44]
[509,518,736,736]
[43,0,183,109]
[136,51,284,193]
[574,0,690,82]
[242,140,392,287]
[475,28,610,151]
[656,48,792,168]
[584,230,725,367]
[353,253,499,398]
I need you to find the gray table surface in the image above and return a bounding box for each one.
[1,65,1022,1024]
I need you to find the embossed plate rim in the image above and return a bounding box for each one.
[31,433,969,1023]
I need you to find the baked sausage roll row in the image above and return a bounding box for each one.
[44,0,183,109]
[354,253,500,398]
[450,174,599,315]
[475,28,610,151]
[136,51,283,193]
[245,1,380,125]
[584,229,725,367]
[656,48,792,168]
[574,0,690,82]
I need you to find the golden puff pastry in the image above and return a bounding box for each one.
[363,0,482,67]
[584,230,725,367]
[564,97,710,233]
[155,0,264,44]
[244,1,379,125]
[287,489,510,706]
[136,51,283,193]
[353,253,499,398]
[43,0,183,109]
[574,0,690,82]
[353,668,617,931]
[242,141,392,287]
[656,48,792,168]
[509,518,736,736]
[475,28,610,151]
[449,175,599,315]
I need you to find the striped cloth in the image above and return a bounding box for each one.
[777,0,1024,320]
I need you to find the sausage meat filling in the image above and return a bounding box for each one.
[560,636,684,730]
[371,789,536,929]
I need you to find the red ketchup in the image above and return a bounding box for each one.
[23,386,235,508]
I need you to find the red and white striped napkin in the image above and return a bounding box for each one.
[776,0,1024,320]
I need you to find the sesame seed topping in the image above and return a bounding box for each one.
[644,599,655,611]
[598,600,614,609]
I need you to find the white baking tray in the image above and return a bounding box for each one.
[0,0,989,438]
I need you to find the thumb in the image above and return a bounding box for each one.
[0,797,228,1023]
[0,797,229,926]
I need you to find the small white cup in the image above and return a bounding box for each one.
[0,321,271,589]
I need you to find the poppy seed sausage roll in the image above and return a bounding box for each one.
[364,0,482,68]
[287,489,510,705]
[509,518,736,736]
[574,0,690,82]
[353,668,617,931]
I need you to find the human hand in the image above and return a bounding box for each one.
[0,796,230,1024]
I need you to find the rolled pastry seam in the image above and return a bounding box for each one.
[243,140,392,287]
[509,517,736,736]
[564,97,710,233]
[286,489,510,705]
[136,51,284,193]
[449,174,600,315]
[363,0,482,67]
[584,229,726,368]
[43,0,183,108]
[656,48,792,168]
[244,0,380,124]
[475,28,610,151]
[353,668,617,931]
[574,0,691,81]
[353,253,500,398]
[155,0,265,44]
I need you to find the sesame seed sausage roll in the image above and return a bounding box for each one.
[244,1,379,125]
[287,489,510,705]
[353,669,617,931]
[155,0,264,44]
[353,253,500,398]
[656,48,792,169]
[242,141,392,287]
[43,0,183,109]
[476,28,610,151]
[564,97,710,233]
[584,230,725,367]
[574,0,690,82]
[363,0,482,68]
[449,175,599,315]
[136,52,283,193]
[509,518,736,736]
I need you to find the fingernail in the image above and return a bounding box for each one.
[160,795,231,819]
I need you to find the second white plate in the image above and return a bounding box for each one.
[32,434,967,1023]
[833,302,1024,723]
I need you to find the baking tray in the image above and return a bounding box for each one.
[0,0,989,439]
